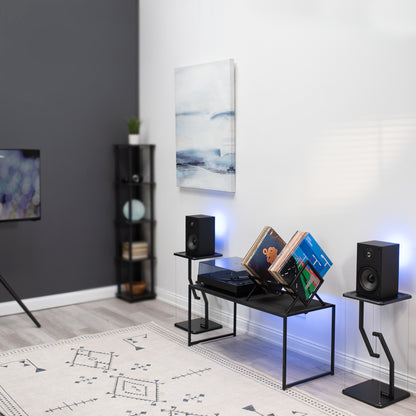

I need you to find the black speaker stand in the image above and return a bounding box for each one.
[342,291,411,408]
[174,251,222,334]
[0,273,41,328]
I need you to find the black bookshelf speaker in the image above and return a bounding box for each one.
[356,241,399,301]
[185,215,215,257]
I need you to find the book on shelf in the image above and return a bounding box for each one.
[122,241,149,260]
[122,241,148,249]
[268,231,332,303]
[122,253,148,260]
[241,226,286,289]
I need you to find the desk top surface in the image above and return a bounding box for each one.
[191,283,334,317]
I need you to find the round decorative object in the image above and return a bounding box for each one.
[132,174,142,183]
[122,199,145,221]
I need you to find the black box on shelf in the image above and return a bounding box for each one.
[197,257,256,297]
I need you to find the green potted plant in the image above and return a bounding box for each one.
[127,116,141,145]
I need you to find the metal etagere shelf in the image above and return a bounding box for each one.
[114,144,156,302]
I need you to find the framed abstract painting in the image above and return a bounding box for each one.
[175,59,236,193]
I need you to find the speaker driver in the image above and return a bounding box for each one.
[359,267,378,292]
[187,234,198,251]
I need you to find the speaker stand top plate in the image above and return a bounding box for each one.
[174,251,223,260]
[343,291,412,306]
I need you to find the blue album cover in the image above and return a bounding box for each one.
[278,233,332,304]
[296,233,333,278]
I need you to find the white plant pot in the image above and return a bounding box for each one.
[128,134,140,145]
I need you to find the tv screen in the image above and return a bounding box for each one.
[0,149,41,221]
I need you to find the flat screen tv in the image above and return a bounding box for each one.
[0,149,41,222]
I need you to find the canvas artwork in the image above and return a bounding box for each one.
[175,59,236,192]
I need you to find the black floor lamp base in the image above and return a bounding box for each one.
[343,379,410,408]
[175,318,222,334]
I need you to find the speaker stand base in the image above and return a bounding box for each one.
[343,379,410,408]
[175,318,222,334]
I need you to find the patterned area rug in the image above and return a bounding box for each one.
[0,322,354,416]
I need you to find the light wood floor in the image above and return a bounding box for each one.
[0,297,414,415]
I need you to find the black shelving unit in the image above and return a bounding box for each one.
[114,144,156,302]
[342,291,412,408]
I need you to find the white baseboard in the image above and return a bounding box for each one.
[156,285,416,393]
[0,285,117,316]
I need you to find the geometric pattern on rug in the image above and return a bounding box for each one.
[67,347,118,372]
[0,322,356,416]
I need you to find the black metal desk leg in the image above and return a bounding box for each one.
[331,305,335,374]
[282,316,287,390]
[282,307,334,390]
[188,284,192,346]
[233,302,237,336]
[0,273,41,328]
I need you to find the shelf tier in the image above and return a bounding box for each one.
[116,290,156,303]
[173,251,223,260]
[115,256,156,263]
[114,218,156,226]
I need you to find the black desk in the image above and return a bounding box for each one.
[188,283,335,390]
[342,291,411,408]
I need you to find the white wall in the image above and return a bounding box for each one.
[139,0,416,391]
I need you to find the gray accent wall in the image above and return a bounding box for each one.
[0,0,138,301]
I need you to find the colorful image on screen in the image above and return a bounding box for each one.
[0,149,41,221]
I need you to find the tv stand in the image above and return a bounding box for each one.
[0,273,41,328]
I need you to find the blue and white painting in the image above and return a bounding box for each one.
[175,59,235,192]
